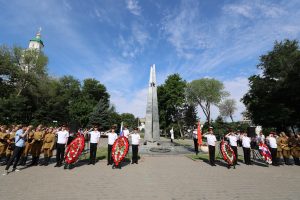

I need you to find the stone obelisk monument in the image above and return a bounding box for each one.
[144,64,160,144]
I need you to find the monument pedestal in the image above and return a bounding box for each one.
[139,137,193,155]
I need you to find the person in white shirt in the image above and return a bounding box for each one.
[106,126,118,165]
[123,126,130,139]
[130,127,141,164]
[241,133,251,165]
[256,131,265,144]
[88,126,101,165]
[170,128,174,143]
[192,127,199,155]
[266,132,279,166]
[203,127,217,166]
[55,125,69,167]
[225,130,238,165]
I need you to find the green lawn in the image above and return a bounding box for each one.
[173,139,192,147]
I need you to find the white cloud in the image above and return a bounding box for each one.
[162,0,300,80]
[118,23,150,58]
[224,4,253,19]
[162,0,211,59]
[126,0,141,16]
[99,58,133,87]
[223,0,286,19]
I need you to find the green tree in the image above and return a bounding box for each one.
[107,105,122,130]
[0,45,18,97]
[157,74,187,136]
[218,99,237,122]
[82,78,110,104]
[120,113,136,129]
[88,99,110,128]
[242,39,300,130]
[183,103,198,129]
[0,44,115,127]
[186,78,228,126]
[0,94,31,124]
[0,45,49,124]
[14,48,48,96]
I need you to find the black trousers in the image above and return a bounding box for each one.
[56,143,66,165]
[193,138,198,154]
[208,145,215,165]
[107,144,113,164]
[231,146,238,165]
[243,147,251,165]
[5,146,24,171]
[270,148,278,165]
[90,143,97,163]
[132,145,139,163]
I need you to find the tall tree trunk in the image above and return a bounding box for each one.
[207,103,211,127]
[177,121,183,138]
[230,115,234,122]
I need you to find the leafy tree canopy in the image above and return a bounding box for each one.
[242,39,300,130]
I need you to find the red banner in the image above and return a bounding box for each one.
[197,121,202,145]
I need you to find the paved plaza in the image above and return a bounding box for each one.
[0,153,299,200]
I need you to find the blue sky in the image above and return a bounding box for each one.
[1,0,300,121]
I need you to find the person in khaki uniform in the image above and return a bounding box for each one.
[19,128,34,166]
[40,128,56,166]
[2,128,17,166]
[288,133,300,165]
[276,133,284,165]
[0,126,9,163]
[29,125,44,166]
[278,132,292,165]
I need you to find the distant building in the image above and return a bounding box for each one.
[20,28,44,73]
[28,28,44,50]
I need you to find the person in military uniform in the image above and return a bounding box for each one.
[288,133,300,165]
[2,126,17,166]
[19,127,34,166]
[278,132,292,165]
[276,133,284,165]
[29,125,44,166]
[40,127,56,166]
[0,126,9,164]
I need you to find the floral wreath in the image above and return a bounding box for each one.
[220,140,236,165]
[112,136,129,166]
[258,142,272,164]
[64,134,85,164]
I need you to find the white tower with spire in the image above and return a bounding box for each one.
[28,27,44,51]
[20,28,44,73]
[144,64,160,143]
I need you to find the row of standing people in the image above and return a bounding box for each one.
[1,124,141,175]
[191,127,300,166]
[0,125,56,167]
[88,125,140,167]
